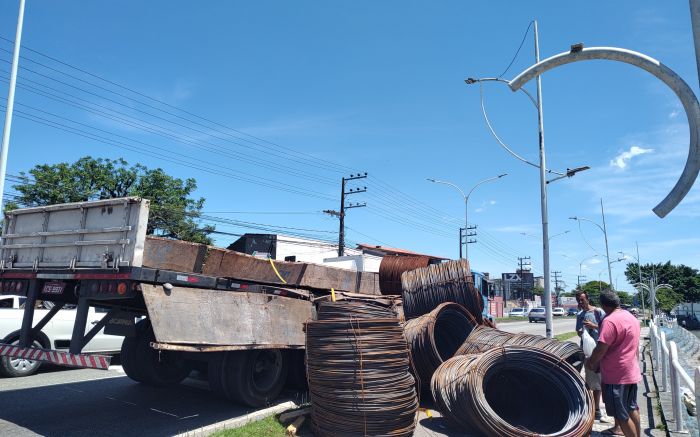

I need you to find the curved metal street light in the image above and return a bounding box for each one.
[509,46,700,218]
[427,173,507,260]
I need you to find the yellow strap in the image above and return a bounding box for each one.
[268,257,287,284]
[331,288,336,302]
[419,408,432,418]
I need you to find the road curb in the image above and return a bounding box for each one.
[174,400,299,437]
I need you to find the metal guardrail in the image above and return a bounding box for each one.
[649,316,700,433]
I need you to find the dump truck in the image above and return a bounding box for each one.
[0,197,380,406]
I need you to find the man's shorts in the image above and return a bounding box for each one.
[602,383,639,421]
[584,365,602,391]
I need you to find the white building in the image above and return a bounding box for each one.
[228,234,383,272]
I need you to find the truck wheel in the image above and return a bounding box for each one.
[0,337,46,378]
[285,349,308,391]
[207,352,230,398]
[122,320,191,386]
[225,349,288,407]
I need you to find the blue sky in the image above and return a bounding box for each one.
[0,1,698,291]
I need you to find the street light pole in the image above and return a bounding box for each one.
[427,173,507,260]
[533,20,554,339]
[600,199,613,291]
[570,212,614,289]
[0,0,27,210]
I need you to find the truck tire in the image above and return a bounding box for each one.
[224,349,288,407]
[0,332,49,378]
[121,320,191,386]
[207,352,230,398]
[285,349,308,391]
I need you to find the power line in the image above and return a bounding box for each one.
[497,21,534,79]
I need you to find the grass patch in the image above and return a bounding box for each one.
[495,316,528,323]
[209,416,286,437]
[554,331,578,341]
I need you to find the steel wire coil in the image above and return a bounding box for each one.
[431,346,594,437]
[403,302,478,390]
[401,259,484,322]
[306,301,418,437]
[317,299,397,320]
[456,325,585,371]
[379,255,432,295]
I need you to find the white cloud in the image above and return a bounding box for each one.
[610,146,654,169]
[589,258,602,265]
[489,200,497,205]
[669,109,680,119]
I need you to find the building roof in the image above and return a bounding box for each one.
[356,243,448,260]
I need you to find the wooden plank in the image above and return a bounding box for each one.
[142,284,312,346]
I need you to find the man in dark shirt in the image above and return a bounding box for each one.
[576,291,606,421]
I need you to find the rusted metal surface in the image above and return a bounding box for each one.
[403,302,479,390]
[143,236,208,273]
[306,300,418,437]
[431,347,593,437]
[141,284,313,347]
[401,259,484,322]
[456,325,585,371]
[379,255,431,295]
[142,237,381,294]
[149,342,304,352]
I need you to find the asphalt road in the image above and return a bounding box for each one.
[0,363,302,437]
[496,316,577,336]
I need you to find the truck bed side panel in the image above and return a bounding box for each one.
[141,284,312,347]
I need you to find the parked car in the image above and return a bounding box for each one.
[509,307,527,317]
[552,307,566,317]
[0,295,123,377]
[567,307,579,316]
[528,307,546,323]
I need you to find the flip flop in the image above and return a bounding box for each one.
[600,429,624,436]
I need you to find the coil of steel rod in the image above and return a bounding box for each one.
[401,259,484,321]
[307,300,418,437]
[379,255,432,295]
[403,302,478,390]
[431,346,594,437]
[316,299,397,320]
[456,325,585,371]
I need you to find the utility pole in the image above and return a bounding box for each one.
[517,256,531,302]
[552,271,562,306]
[324,173,367,256]
[465,224,477,258]
[577,275,586,288]
[459,227,464,259]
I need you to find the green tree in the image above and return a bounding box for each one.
[533,285,544,296]
[9,157,214,244]
[624,261,698,312]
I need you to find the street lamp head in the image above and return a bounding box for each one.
[426,178,436,183]
[566,166,590,178]
[498,173,508,178]
[465,77,478,85]
[569,216,578,220]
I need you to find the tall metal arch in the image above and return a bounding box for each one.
[508,47,700,218]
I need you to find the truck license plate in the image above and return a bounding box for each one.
[42,281,65,294]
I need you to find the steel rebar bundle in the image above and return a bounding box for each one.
[456,325,585,371]
[401,259,484,321]
[316,299,397,320]
[403,302,478,390]
[379,255,432,295]
[306,301,418,437]
[431,346,594,437]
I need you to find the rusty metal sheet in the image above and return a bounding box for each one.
[141,284,313,347]
[143,236,208,273]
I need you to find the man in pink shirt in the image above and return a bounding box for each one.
[587,290,641,437]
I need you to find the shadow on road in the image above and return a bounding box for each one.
[0,374,299,436]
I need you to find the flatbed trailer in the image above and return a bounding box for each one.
[0,197,314,406]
